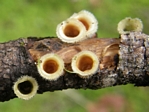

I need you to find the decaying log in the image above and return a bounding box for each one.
[0,32,148,102]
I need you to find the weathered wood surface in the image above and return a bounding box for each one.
[0,32,148,102]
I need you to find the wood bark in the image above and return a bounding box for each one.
[0,32,148,102]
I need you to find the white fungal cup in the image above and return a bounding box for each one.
[56,18,86,43]
[117,17,143,34]
[37,53,64,80]
[70,10,98,38]
[13,76,38,100]
[71,51,99,78]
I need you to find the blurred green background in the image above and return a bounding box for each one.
[0,0,149,112]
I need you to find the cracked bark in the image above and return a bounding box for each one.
[0,32,149,102]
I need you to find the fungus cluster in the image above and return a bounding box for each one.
[35,10,100,80]
[36,51,99,80]
[56,10,98,43]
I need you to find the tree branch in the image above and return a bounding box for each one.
[0,32,148,102]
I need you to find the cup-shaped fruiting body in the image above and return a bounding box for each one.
[37,53,64,80]
[71,51,99,78]
[117,17,143,34]
[56,18,86,43]
[70,10,98,38]
[13,76,38,100]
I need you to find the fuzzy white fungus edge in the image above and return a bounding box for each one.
[13,76,38,100]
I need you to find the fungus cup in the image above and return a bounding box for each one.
[13,76,38,100]
[37,53,64,80]
[117,17,143,34]
[71,51,99,78]
[56,18,86,43]
[70,10,98,38]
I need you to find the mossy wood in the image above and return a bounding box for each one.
[0,32,148,102]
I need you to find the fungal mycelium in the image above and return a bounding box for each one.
[13,76,38,100]
[56,10,98,43]
[37,53,64,80]
[117,17,143,34]
[71,51,99,78]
